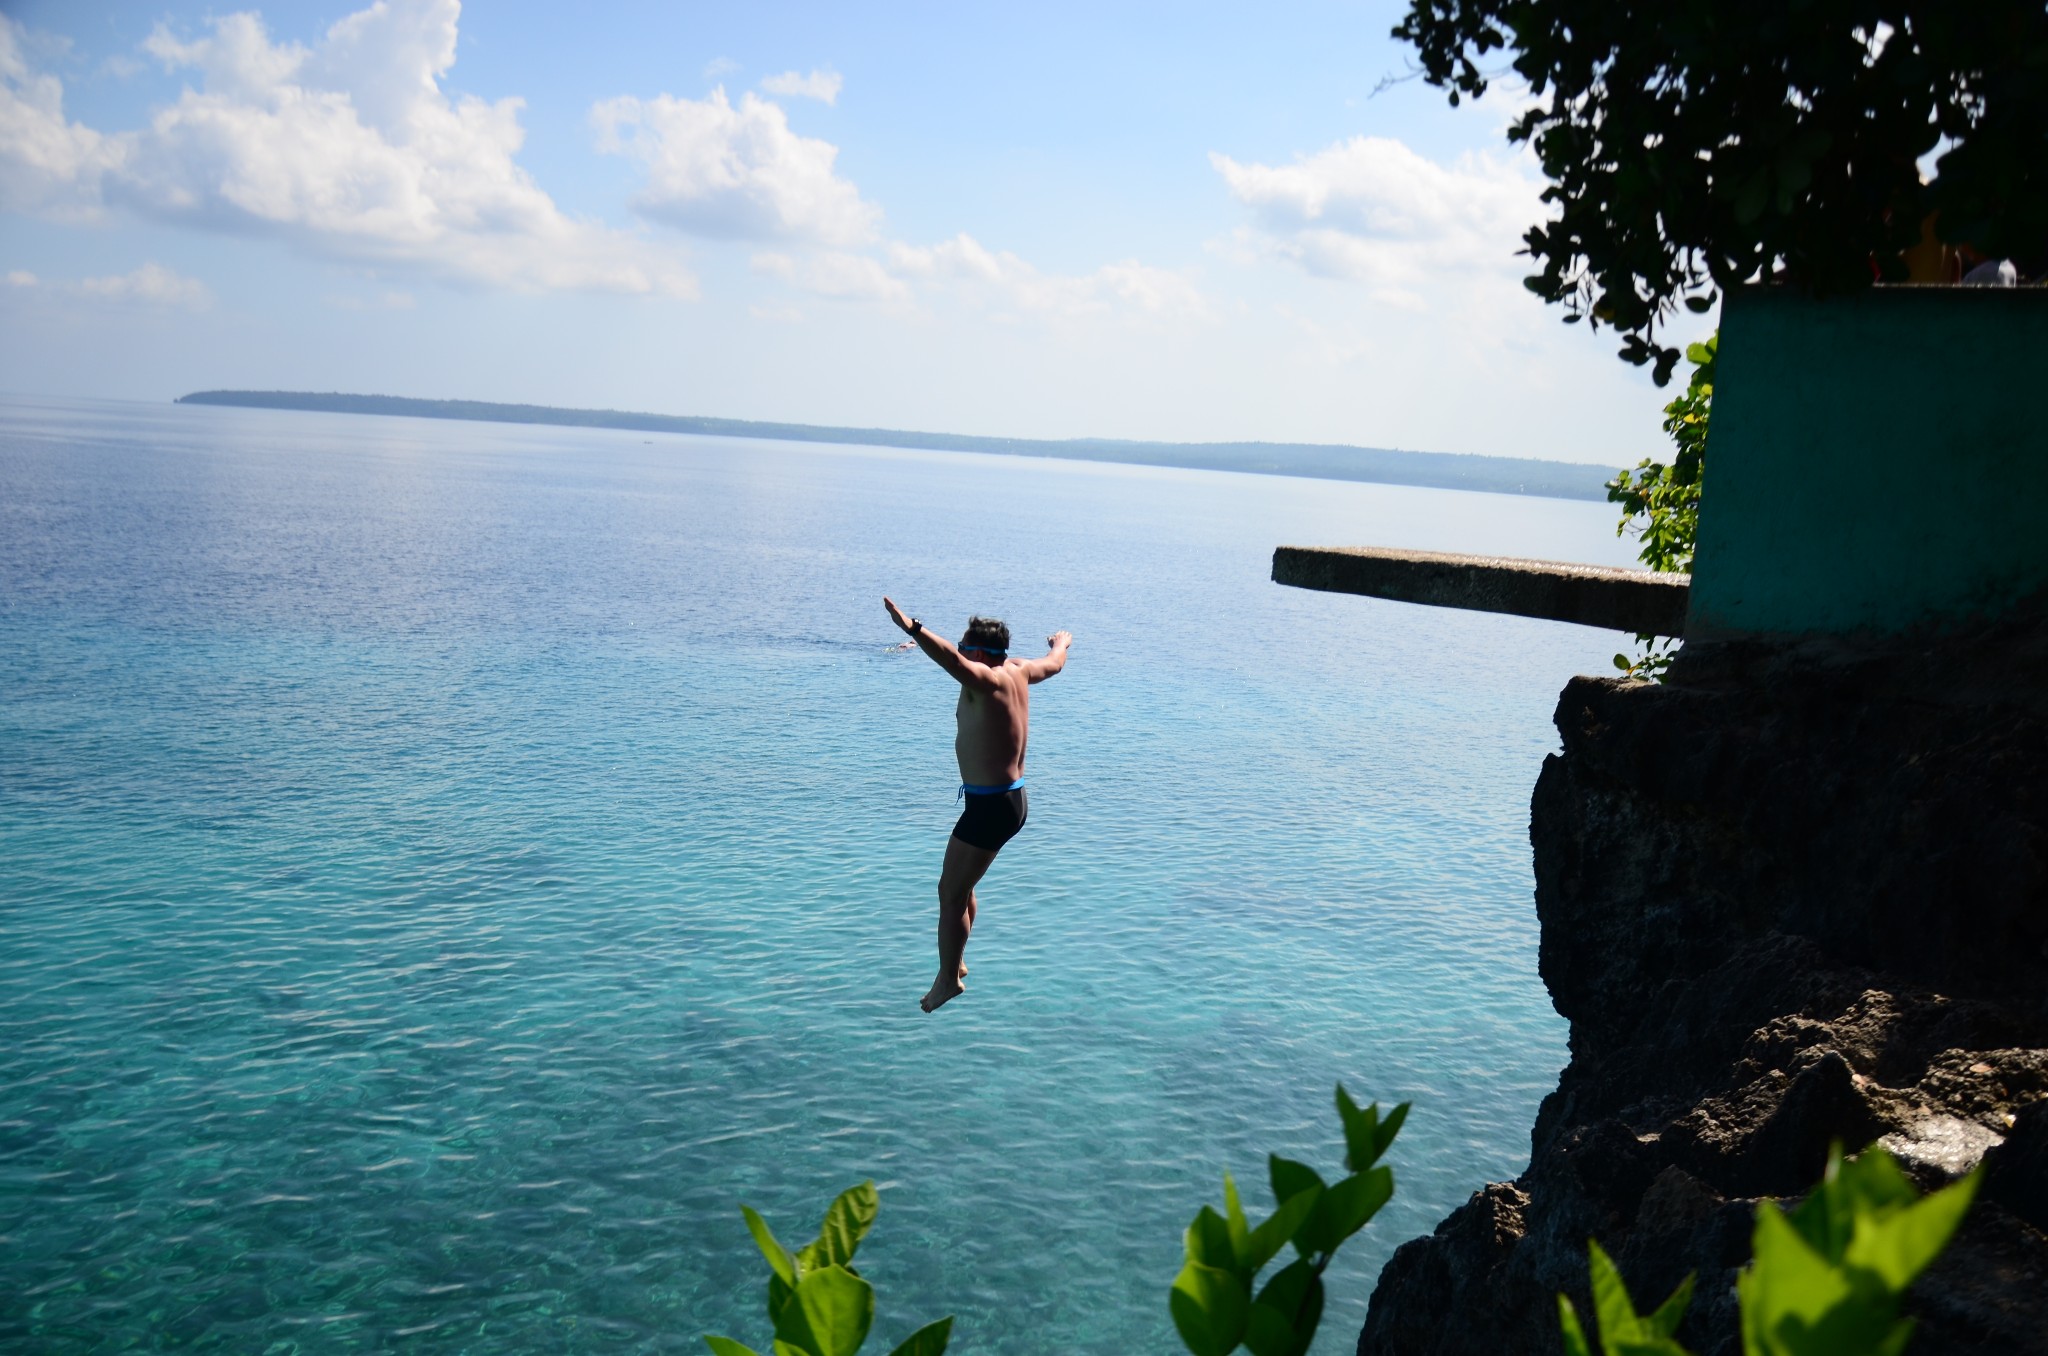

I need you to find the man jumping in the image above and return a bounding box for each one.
[883,596,1071,1013]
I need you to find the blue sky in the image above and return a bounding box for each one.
[0,0,1708,463]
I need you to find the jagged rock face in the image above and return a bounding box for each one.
[1359,608,2048,1356]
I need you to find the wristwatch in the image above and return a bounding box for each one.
[909,618,924,636]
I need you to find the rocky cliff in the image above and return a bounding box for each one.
[1359,603,2048,1354]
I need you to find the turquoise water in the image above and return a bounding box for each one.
[0,396,1637,1352]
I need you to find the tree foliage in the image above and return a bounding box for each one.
[1393,0,2048,382]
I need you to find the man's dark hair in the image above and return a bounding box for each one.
[962,616,1010,651]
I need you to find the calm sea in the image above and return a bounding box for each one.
[0,395,1639,1353]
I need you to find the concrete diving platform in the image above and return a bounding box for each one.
[1272,546,1690,637]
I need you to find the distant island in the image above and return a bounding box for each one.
[174,390,1616,502]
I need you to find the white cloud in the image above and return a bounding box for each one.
[760,69,842,105]
[0,16,124,217]
[752,249,907,302]
[0,2,695,297]
[593,86,879,245]
[77,262,211,307]
[3,261,211,307]
[887,233,1209,321]
[1212,136,1543,300]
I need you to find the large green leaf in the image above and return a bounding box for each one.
[743,1205,798,1286]
[1169,1259,1249,1356]
[803,1181,880,1272]
[1334,1085,1377,1174]
[773,1265,875,1356]
[1740,1203,1854,1356]
[1846,1169,1980,1291]
[705,1337,764,1356]
[1221,1174,1251,1271]
[1558,1296,1595,1356]
[1185,1205,1238,1273]
[1304,1166,1392,1251]
[1646,1270,1696,1341]
[1267,1155,1326,1241]
[769,1275,796,1327]
[1245,1187,1320,1275]
[1243,1258,1322,1356]
[883,1316,953,1356]
[1372,1103,1410,1164]
[1589,1240,1648,1348]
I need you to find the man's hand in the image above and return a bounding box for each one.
[884,596,914,634]
[1048,630,1072,651]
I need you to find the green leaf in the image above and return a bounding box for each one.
[1268,1157,1327,1257]
[1305,1166,1392,1252]
[1836,1146,1918,1215]
[1373,1103,1410,1162]
[1244,1258,1323,1356]
[884,1316,954,1356]
[1185,1205,1239,1272]
[1334,1085,1378,1173]
[1268,1155,1324,1208]
[706,1338,764,1356]
[1844,1167,1981,1292]
[743,1205,798,1286]
[1588,1239,1647,1347]
[1245,1187,1321,1275]
[1222,1174,1252,1272]
[768,1274,795,1327]
[1646,1271,1696,1340]
[1741,1202,1854,1354]
[806,1181,880,1271]
[773,1265,875,1356]
[1170,1259,1249,1356]
[1557,1295,1594,1356]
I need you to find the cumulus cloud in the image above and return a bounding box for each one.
[594,86,879,245]
[886,233,1208,321]
[0,17,124,217]
[752,249,907,302]
[0,2,694,297]
[1212,136,1543,299]
[760,69,842,105]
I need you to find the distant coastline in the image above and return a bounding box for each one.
[174,390,1616,502]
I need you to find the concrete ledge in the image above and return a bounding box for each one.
[1273,546,1689,636]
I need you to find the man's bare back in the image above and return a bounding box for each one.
[883,596,1071,1012]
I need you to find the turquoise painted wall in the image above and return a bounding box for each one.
[1688,286,2048,639]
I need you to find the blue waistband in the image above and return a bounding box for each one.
[959,778,1025,799]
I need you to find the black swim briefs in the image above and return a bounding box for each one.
[953,787,1029,851]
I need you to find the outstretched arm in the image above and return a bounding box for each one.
[1022,630,1072,684]
[884,596,1001,693]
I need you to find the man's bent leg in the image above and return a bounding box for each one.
[923,833,997,1012]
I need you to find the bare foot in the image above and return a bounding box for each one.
[920,977,965,1013]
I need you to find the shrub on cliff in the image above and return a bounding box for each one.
[1610,332,1714,678]
[1560,1143,1980,1356]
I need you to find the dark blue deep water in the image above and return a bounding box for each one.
[0,395,1640,1352]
